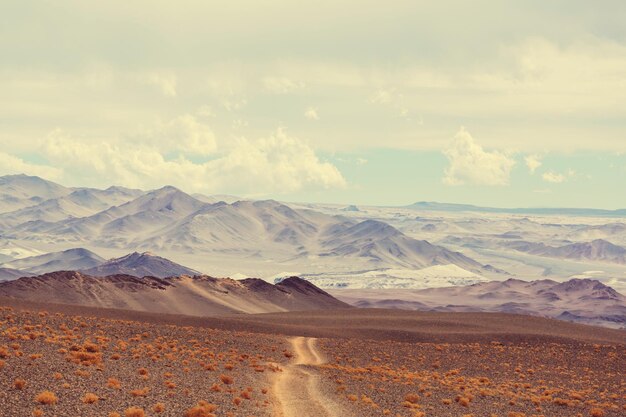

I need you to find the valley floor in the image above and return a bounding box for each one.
[0,299,624,417]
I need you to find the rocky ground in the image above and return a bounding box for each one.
[1,299,624,417]
[0,306,289,416]
[317,337,625,417]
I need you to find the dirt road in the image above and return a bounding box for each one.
[273,336,352,417]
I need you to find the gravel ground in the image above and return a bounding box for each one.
[0,306,290,416]
[317,337,626,417]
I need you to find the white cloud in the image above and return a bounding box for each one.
[0,151,62,180]
[356,157,368,165]
[140,72,177,97]
[136,115,217,156]
[304,107,319,120]
[525,154,542,174]
[443,128,516,186]
[263,77,305,94]
[39,127,345,195]
[542,170,574,183]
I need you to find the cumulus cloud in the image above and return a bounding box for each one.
[0,151,62,180]
[542,170,572,183]
[40,127,345,195]
[443,128,516,186]
[525,154,542,174]
[136,115,217,156]
[304,107,319,120]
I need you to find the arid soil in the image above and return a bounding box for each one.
[0,305,290,416]
[1,298,624,416]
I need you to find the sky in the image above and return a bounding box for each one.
[1,1,626,208]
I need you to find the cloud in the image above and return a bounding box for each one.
[140,72,177,97]
[525,154,542,174]
[263,77,305,94]
[39,126,345,195]
[369,88,410,119]
[443,128,516,186]
[136,115,217,156]
[0,152,62,180]
[542,171,566,183]
[304,107,319,120]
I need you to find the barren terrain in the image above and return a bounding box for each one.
[1,298,624,416]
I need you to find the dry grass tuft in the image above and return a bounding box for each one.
[184,400,218,417]
[124,407,145,417]
[34,391,58,405]
[82,393,99,404]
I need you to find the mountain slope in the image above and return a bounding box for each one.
[0,271,349,315]
[82,252,200,278]
[320,219,489,271]
[505,239,626,264]
[0,267,33,281]
[0,174,70,213]
[334,278,626,329]
[1,248,104,274]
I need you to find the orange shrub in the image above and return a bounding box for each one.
[14,379,27,390]
[184,401,218,417]
[83,393,99,404]
[124,407,145,417]
[405,393,420,404]
[219,374,233,385]
[35,391,58,405]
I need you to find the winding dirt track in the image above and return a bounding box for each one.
[273,337,353,417]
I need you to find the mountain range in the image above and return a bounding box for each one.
[334,278,626,329]
[0,249,199,280]
[407,201,626,217]
[0,272,349,315]
[0,174,497,275]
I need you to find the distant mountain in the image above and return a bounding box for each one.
[0,174,71,213]
[82,252,200,278]
[407,201,626,217]
[0,175,499,277]
[0,272,349,315]
[504,239,626,264]
[320,219,490,271]
[1,248,104,274]
[192,193,242,204]
[335,278,626,329]
[0,267,33,281]
[0,186,143,228]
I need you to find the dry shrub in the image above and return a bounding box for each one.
[591,408,605,417]
[83,393,99,404]
[405,393,420,404]
[219,374,233,385]
[124,407,145,417]
[32,409,44,417]
[35,391,58,405]
[184,401,218,417]
[153,403,165,413]
[130,388,149,397]
[107,378,121,389]
[14,379,27,390]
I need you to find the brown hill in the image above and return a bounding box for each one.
[0,271,348,315]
